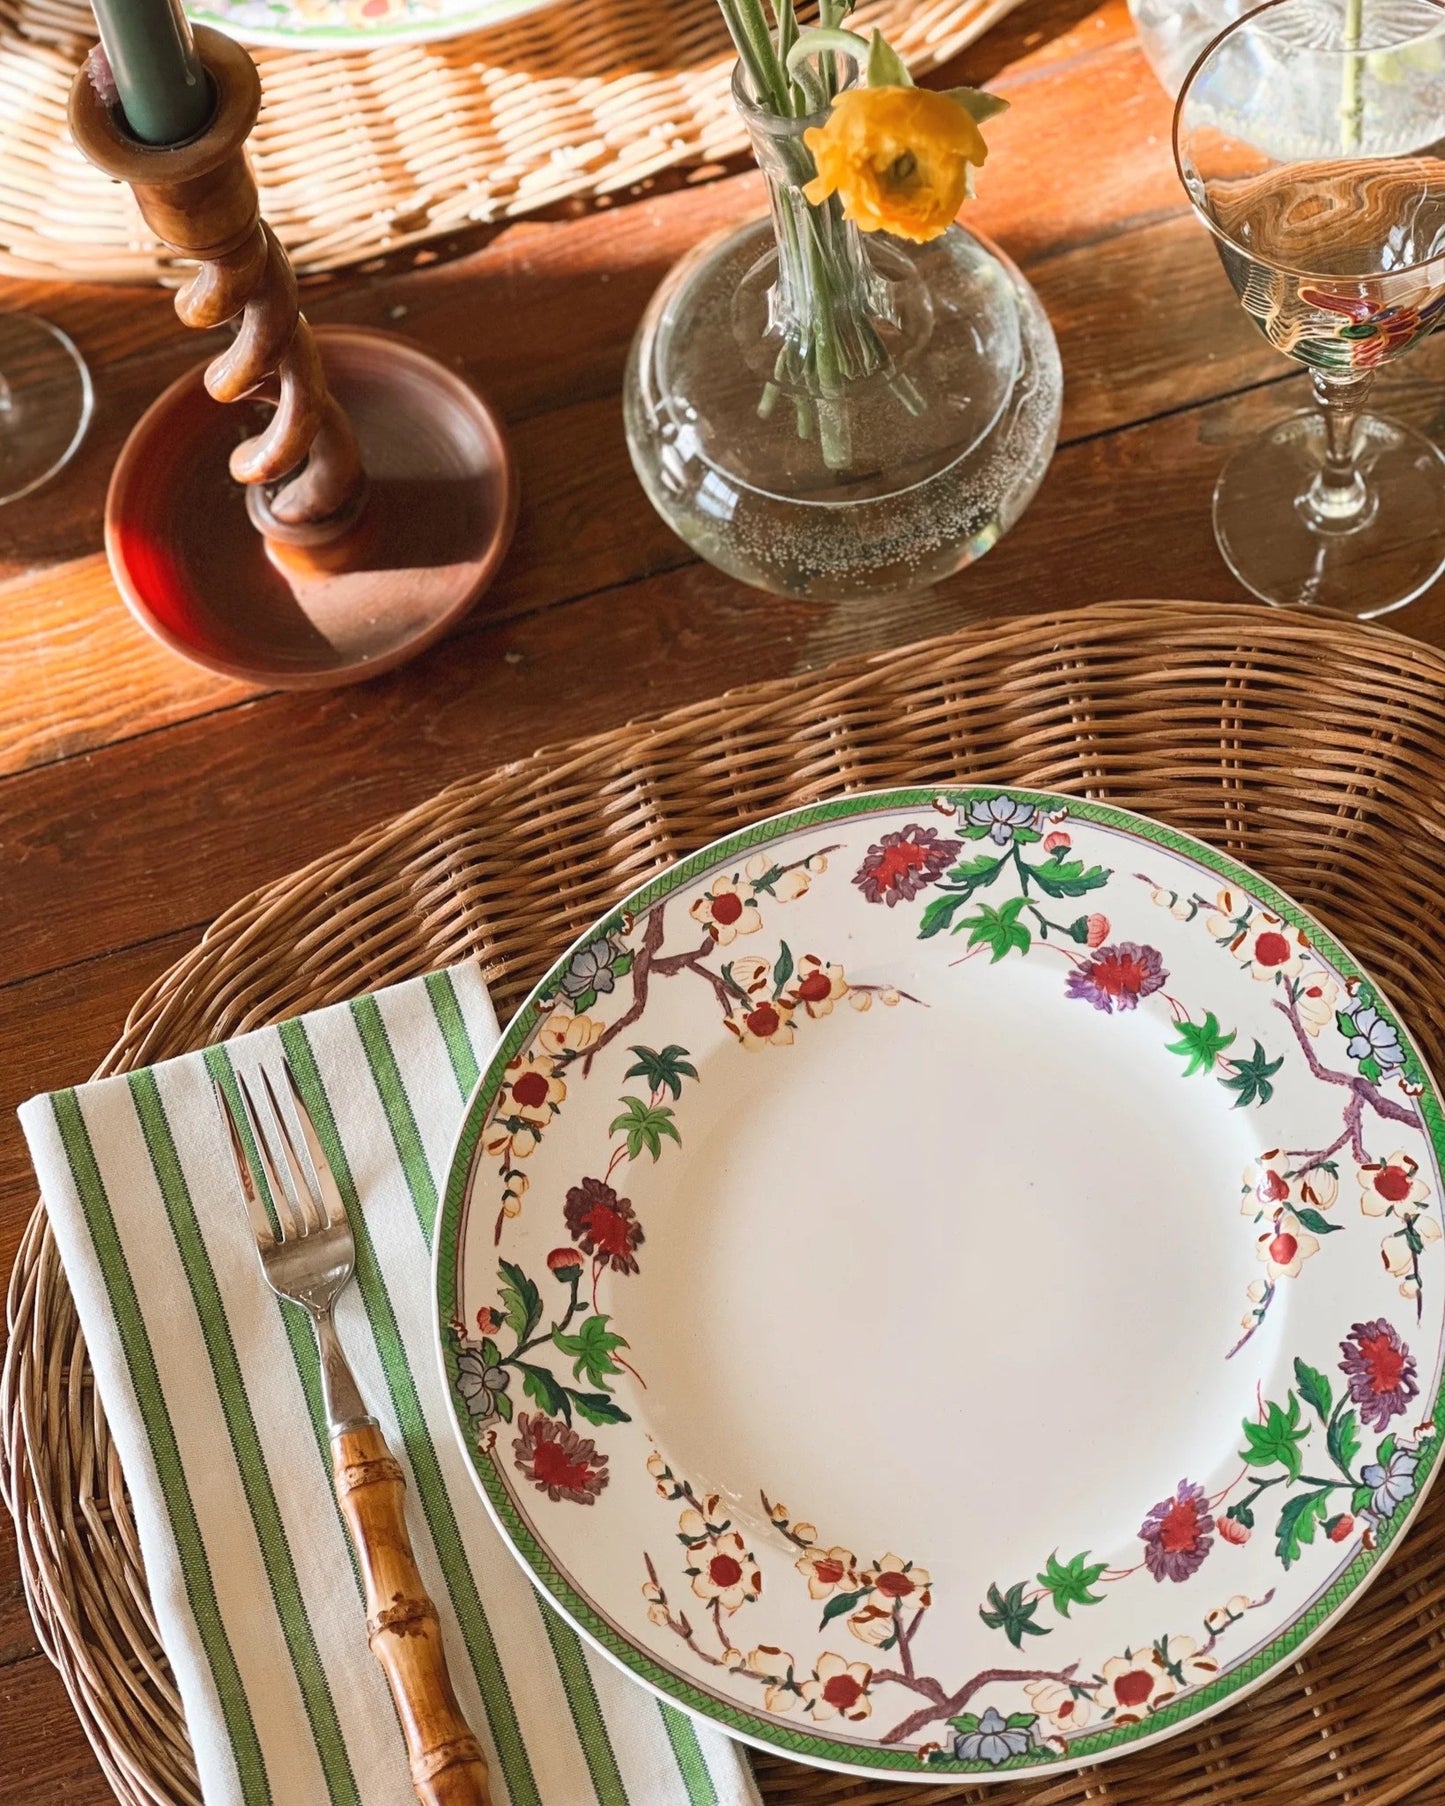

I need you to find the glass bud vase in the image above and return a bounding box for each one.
[623,69,1062,603]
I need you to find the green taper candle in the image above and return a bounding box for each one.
[90,0,211,146]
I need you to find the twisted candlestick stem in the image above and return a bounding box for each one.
[69,29,365,537]
[175,218,362,523]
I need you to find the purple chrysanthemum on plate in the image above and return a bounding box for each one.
[1139,1479,1214,1582]
[1340,1318,1419,1431]
[852,825,962,907]
[1065,942,1167,1015]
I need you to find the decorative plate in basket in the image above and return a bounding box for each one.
[190,0,553,51]
[434,788,1445,1782]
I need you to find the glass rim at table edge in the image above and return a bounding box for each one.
[1170,0,1445,285]
[431,781,1445,1782]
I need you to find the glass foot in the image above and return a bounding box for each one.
[1213,408,1445,619]
[0,314,93,506]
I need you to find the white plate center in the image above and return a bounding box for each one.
[624,955,1267,1597]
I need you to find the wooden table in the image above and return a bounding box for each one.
[4,0,1445,1794]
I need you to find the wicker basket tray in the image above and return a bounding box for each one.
[8,598,1445,1806]
[0,0,1017,282]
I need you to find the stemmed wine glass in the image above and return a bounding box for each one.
[0,313,93,507]
[1175,0,1445,617]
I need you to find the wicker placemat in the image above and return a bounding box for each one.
[8,598,1445,1806]
[0,0,1018,282]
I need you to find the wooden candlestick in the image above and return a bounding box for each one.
[69,29,516,686]
[72,30,365,539]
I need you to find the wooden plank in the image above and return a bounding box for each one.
[20,350,1445,992]
[0,1650,117,1803]
[0,4,1181,587]
[0,213,1277,778]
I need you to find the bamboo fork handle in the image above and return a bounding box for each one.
[332,1423,492,1806]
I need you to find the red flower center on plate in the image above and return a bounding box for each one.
[870,841,930,886]
[872,1569,914,1599]
[746,1003,781,1037]
[1359,1331,1408,1393]
[532,1440,594,1493]
[1374,1166,1412,1203]
[796,971,832,1003]
[1258,1170,1289,1204]
[1269,1232,1298,1266]
[1158,1497,1203,1553]
[822,1674,863,1711]
[1091,951,1150,997]
[709,1553,743,1588]
[1253,930,1292,967]
[710,891,744,925]
[1113,1671,1153,1709]
[511,1070,550,1108]
[813,1558,846,1585]
[580,1202,636,1258]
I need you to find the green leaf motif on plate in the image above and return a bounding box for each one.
[552,1312,629,1389]
[1036,1550,1107,1616]
[623,1044,698,1100]
[1166,1011,1236,1077]
[1328,1407,1361,1477]
[819,1587,868,1629]
[570,1390,630,1426]
[519,1361,570,1421]
[961,897,1032,963]
[609,1096,682,1161]
[499,1259,542,1343]
[1025,856,1110,901]
[1220,1040,1285,1109]
[1294,1206,1343,1236]
[1293,1358,1333,1423]
[917,893,973,939]
[773,941,795,995]
[978,1580,1049,1648]
[1275,1488,1332,1568]
[1241,1392,1310,1482]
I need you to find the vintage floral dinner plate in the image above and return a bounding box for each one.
[434,788,1445,1782]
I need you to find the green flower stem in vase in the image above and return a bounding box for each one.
[622,1,1062,601]
[738,71,892,470]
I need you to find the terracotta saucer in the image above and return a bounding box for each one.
[106,325,517,688]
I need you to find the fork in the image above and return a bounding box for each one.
[216,1062,491,1806]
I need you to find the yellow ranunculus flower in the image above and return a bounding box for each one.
[802,85,989,244]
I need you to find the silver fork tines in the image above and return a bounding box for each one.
[214,1061,371,1432]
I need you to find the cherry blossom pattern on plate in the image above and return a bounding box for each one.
[640,1448,1269,1766]
[479,844,834,1235]
[1141,875,1436,1343]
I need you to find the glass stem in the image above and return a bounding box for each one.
[1306,369,1373,524]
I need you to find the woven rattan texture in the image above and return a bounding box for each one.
[0,0,1016,281]
[9,599,1445,1805]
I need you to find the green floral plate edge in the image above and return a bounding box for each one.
[432,785,1445,1780]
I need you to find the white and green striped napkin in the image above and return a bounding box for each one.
[20,963,758,1806]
